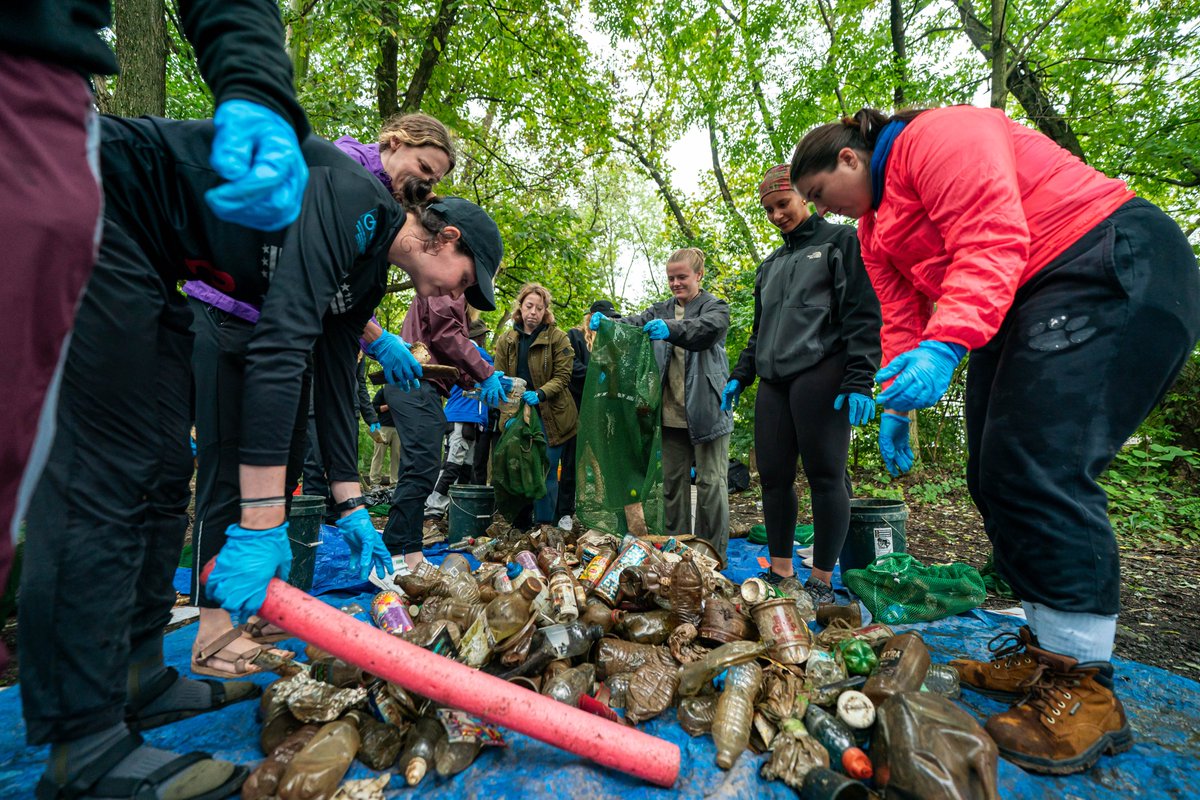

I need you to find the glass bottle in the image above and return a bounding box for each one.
[398,715,445,787]
[803,704,873,779]
[542,662,596,707]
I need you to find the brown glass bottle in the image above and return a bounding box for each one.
[862,631,931,707]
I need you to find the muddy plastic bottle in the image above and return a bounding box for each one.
[862,631,931,707]
[242,724,320,800]
[398,715,445,786]
[343,710,404,772]
[434,735,483,777]
[669,555,704,628]
[677,694,718,736]
[429,598,485,630]
[542,662,596,707]
[614,609,673,645]
[485,576,544,643]
[803,704,873,780]
[678,640,768,696]
[922,663,962,698]
[530,621,604,661]
[547,565,579,623]
[439,552,472,580]
[277,719,361,800]
[579,599,618,634]
[307,657,374,689]
[713,661,762,769]
[806,648,849,706]
[537,545,565,575]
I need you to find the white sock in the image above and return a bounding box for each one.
[1028,603,1117,663]
[1021,601,1039,637]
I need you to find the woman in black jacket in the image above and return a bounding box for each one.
[723,165,882,605]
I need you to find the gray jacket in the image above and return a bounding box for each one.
[619,290,734,444]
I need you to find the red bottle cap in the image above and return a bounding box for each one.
[842,747,874,780]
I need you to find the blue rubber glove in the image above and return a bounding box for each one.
[366,330,423,391]
[478,371,509,408]
[205,100,308,232]
[207,522,292,621]
[720,379,742,412]
[834,392,877,426]
[335,508,392,581]
[878,412,915,476]
[875,341,966,411]
[643,319,669,340]
[369,422,381,434]
[589,312,606,331]
[190,436,197,457]
[522,390,541,406]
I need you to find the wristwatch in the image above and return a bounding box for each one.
[330,495,367,515]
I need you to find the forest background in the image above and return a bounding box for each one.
[99,0,1200,544]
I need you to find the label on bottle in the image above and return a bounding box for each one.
[874,526,893,556]
[540,624,573,658]
[458,614,495,668]
[437,709,506,746]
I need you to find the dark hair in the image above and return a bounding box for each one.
[790,107,926,185]
[413,196,473,260]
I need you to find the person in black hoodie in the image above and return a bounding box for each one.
[724,164,882,606]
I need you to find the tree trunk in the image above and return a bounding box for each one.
[376,0,399,119]
[112,0,166,117]
[288,0,311,89]
[889,0,906,107]
[989,0,1006,110]
[615,132,697,243]
[708,111,761,264]
[402,0,459,113]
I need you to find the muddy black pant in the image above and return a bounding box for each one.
[189,300,310,608]
[755,350,854,571]
[382,383,445,555]
[19,222,193,744]
[968,199,1200,616]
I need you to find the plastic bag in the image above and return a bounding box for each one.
[490,399,549,519]
[842,553,986,624]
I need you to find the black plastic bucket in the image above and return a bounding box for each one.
[448,484,495,544]
[839,498,908,573]
[286,494,326,591]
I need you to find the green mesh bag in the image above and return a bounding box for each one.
[842,553,986,624]
[490,400,549,520]
[575,319,664,537]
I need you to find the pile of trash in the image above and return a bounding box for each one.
[245,524,1000,799]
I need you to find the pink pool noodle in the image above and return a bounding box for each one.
[203,564,680,786]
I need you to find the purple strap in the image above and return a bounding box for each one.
[182,280,261,324]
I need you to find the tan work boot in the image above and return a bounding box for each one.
[950,626,1040,702]
[984,644,1132,775]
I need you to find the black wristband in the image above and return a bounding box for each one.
[330,495,367,515]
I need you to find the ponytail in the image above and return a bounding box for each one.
[790,107,925,185]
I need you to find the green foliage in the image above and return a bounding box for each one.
[907,475,968,506]
[1099,432,1200,544]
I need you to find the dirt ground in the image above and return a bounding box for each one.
[3,469,1198,687]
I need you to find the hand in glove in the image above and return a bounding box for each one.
[335,508,392,581]
[366,330,423,390]
[205,100,308,231]
[478,371,509,408]
[878,412,915,476]
[643,319,669,340]
[588,312,607,331]
[206,522,292,620]
[721,379,742,412]
[875,341,966,411]
[369,422,384,443]
[834,392,877,426]
[522,390,541,406]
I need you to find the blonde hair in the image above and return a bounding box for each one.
[378,113,457,173]
[577,312,597,351]
[512,283,555,328]
[668,247,705,276]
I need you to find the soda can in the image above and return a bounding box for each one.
[740,577,782,606]
[578,546,614,589]
[514,550,544,579]
[592,538,656,605]
[750,597,812,665]
[371,590,414,635]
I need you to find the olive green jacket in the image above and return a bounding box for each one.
[494,322,579,446]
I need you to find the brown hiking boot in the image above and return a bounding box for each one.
[950,626,1039,702]
[984,644,1132,775]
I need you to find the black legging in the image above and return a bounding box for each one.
[755,351,852,571]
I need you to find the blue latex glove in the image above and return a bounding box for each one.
[878,412,915,476]
[522,390,540,406]
[190,436,197,457]
[643,319,669,340]
[205,100,308,231]
[588,312,606,331]
[875,341,966,411]
[366,330,423,390]
[207,522,292,620]
[369,422,381,434]
[834,392,877,426]
[720,379,742,412]
[335,508,392,581]
[479,371,509,407]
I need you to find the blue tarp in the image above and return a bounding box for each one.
[2,527,1195,797]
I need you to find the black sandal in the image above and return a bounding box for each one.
[125,667,261,732]
[35,731,248,800]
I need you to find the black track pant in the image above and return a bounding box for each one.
[968,199,1200,616]
[382,382,445,555]
[189,300,310,608]
[20,222,193,744]
[755,351,853,570]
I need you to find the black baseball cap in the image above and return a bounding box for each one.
[589,299,619,317]
[431,197,503,312]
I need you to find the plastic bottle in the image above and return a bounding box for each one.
[429,598,485,630]
[862,631,931,707]
[805,648,848,706]
[542,662,596,707]
[614,609,673,645]
[669,555,704,628]
[835,690,876,736]
[484,576,544,643]
[547,564,579,623]
[343,709,404,772]
[835,638,878,676]
[712,661,762,769]
[678,640,768,697]
[397,715,445,787]
[307,657,374,689]
[439,552,473,581]
[537,545,565,575]
[434,735,483,777]
[277,719,361,800]
[922,663,962,698]
[579,599,618,634]
[802,704,873,780]
[529,621,604,661]
[677,695,719,736]
[241,724,320,800]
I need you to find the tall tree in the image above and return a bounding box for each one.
[110,0,167,116]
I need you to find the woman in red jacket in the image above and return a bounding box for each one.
[791,105,1200,775]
